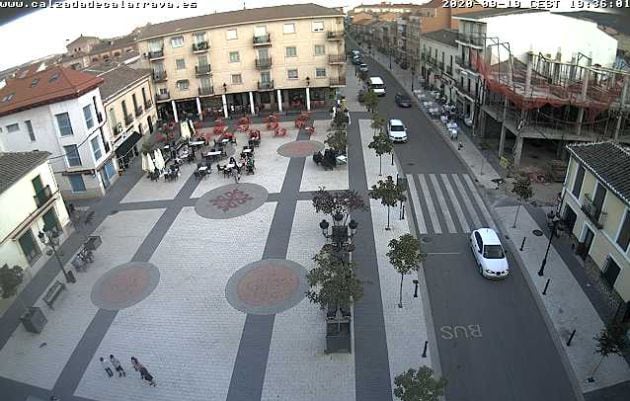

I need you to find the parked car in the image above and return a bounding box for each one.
[469,228,509,279]
[359,63,369,73]
[387,119,408,143]
[352,56,362,65]
[395,93,412,108]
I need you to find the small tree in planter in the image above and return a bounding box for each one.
[0,264,24,300]
[387,234,425,308]
[393,366,447,401]
[312,187,367,226]
[332,109,349,130]
[588,323,629,382]
[368,131,393,176]
[371,112,386,136]
[325,129,348,156]
[364,90,379,113]
[511,175,533,228]
[370,176,406,230]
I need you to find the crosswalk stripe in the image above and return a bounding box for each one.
[451,174,483,228]
[406,174,428,234]
[462,174,497,230]
[417,174,442,234]
[440,174,471,233]
[429,174,457,233]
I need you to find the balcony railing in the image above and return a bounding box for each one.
[192,41,209,52]
[445,66,453,76]
[144,99,153,110]
[255,57,273,70]
[198,86,214,96]
[327,31,343,40]
[329,77,346,86]
[147,48,164,60]
[195,64,212,75]
[328,54,346,64]
[96,111,103,124]
[456,32,485,47]
[253,34,271,46]
[438,61,445,70]
[257,80,275,91]
[124,114,133,126]
[113,122,123,135]
[455,56,463,66]
[135,105,143,117]
[582,194,607,229]
[156,92,170,102]
[34,185,52,208]
[152,71,167,82]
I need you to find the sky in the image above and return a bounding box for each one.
[0,0,613,71]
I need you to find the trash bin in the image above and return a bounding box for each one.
[84,235,102,251]
[20,306,47,333]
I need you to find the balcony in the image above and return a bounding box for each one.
[33,185,53,208]
[582,194,607,229]
[329,77,346,87]
[124,114,133,126]
[113,122,123,135]
[147,49,164,60]
[255,57,273,70]
[445,66,453,76]
[195,64,212,75]
[438,61,445,71]
[327,31,343,41]
[156,92,170,102]
[253,34,271,47]
[135,105,143,117]
[192,41,209,53]
[328,54,346,64]
[257,81,275,91]
[152,71,168,83]
[456,32,485,48]
[144,99,153,110]
[198,86,214,96]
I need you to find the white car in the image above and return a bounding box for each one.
[387,119,408,143]
[470,228,509,279]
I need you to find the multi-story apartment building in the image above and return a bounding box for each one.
[82,63,157,170]
[135,4,345,122]
[419,29,459,104]
[560,142,630,316]
[0,66,117,200]
[0,151,70,271]
[59,33,139,70]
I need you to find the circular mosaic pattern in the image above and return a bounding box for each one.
[277,140,325,158]
[225,259,308,315]
[195,183,268,219]
[91,262,160,311]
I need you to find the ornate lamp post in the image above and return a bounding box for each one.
[319,216,359,251]
[537,214,561,277]
[38,228,75,283]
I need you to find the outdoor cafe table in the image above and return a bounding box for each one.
[198,166,208,172]
[204,150,222,157]
[242,148,252,154]
[189,140,205,147]
[226,163,236,169]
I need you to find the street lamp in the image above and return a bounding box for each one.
[411,67,416,92]
[306,76,311,87]
[223,82,227,93]
[319,218,358,251]
[389,48,392,70]
[537,213,561,277]
[38,228,75,283]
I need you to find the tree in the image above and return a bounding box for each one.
[332,109,349,130]
[368,132,393,176]
[325,129,348,155]
[588,323,629,381]
[364,89,379,113]
[312,187,367,225]
[511,175,533,228]
[0,264,24,299]
[394,366,447,401]
[306,246,363,314]
[387,234,425,308]
[370,175,406,230]
[370,112,386,136]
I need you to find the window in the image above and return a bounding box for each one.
[314,45,325,56]
[49,73,59,83]
[254,26,267,37]
[170,36,184,48]
[64,144,82,167]
[83,105,94,129]
[226,29,238,40]
[91,136,102,160]
[56,113,74,136]
[283,23,295,34]
[617,211,630,252]
[572,165,585,198]
[30,78,39,87]
[286,46,297,57]
[312,21,324,32]
[148,40,163,52]
[176,59,186,69]
[200,76,211,89]
[176,80,190,91]
[6,123,19,133]
[316,68,326,78]
[231,74,242,85]
[198,55,209,66]
[287,69,298,80]
[25,120,35,141]
[193,32,206,43]
[229,51,240,63]
[68,174,86,192]
[104,160,116,179]
[2,93,14,102]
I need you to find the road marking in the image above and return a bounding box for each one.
[429,174,457,233]
[462,174,497,230]
[451,174,482,228]
[441,174,471,233]
[418,174,442,234]
[439,324,483,340]
[406,174,428,234]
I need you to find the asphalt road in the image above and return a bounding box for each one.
[358,53,580,401]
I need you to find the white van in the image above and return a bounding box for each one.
[367,76,386,96]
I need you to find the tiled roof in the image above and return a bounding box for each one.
[82,64,151,101]
[0,151,51,195]
[0,66,103,117]
[137,3,343,41]
[88,35,137,55]
[422,29,458,48]
[567,142,630,205]
[453,8,545,21]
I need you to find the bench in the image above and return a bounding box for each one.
[43,280,66,309]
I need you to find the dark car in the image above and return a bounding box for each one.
[395,93,412,108]
[359,63,369,72]
[351,56,362,65]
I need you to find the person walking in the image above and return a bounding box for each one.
[139,365,157,387]
[131,356,142,374]
[99,357,114,378]
[109,354,126,377]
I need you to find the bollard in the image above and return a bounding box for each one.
[422,340,428,358]
[413,279,419,298]
[566,329,576,346]
[520,237,527,251]
[542,278,551,295]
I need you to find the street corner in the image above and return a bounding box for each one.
[194,183,268,219]
[91,262,161,311]
[225,259,309,315]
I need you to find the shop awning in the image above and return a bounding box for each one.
[115,132,142,158]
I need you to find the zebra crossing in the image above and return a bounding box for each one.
[405,173,497,235]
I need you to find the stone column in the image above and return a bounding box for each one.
[575,68,591,136]
[614,76,629,141]
[196,97,203,120]
[513,135,524,168]
[171,100,179,123]
[277,89,283,112]
[222,94,228,118]
[249,92,255,115]
[306,87,311,111]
